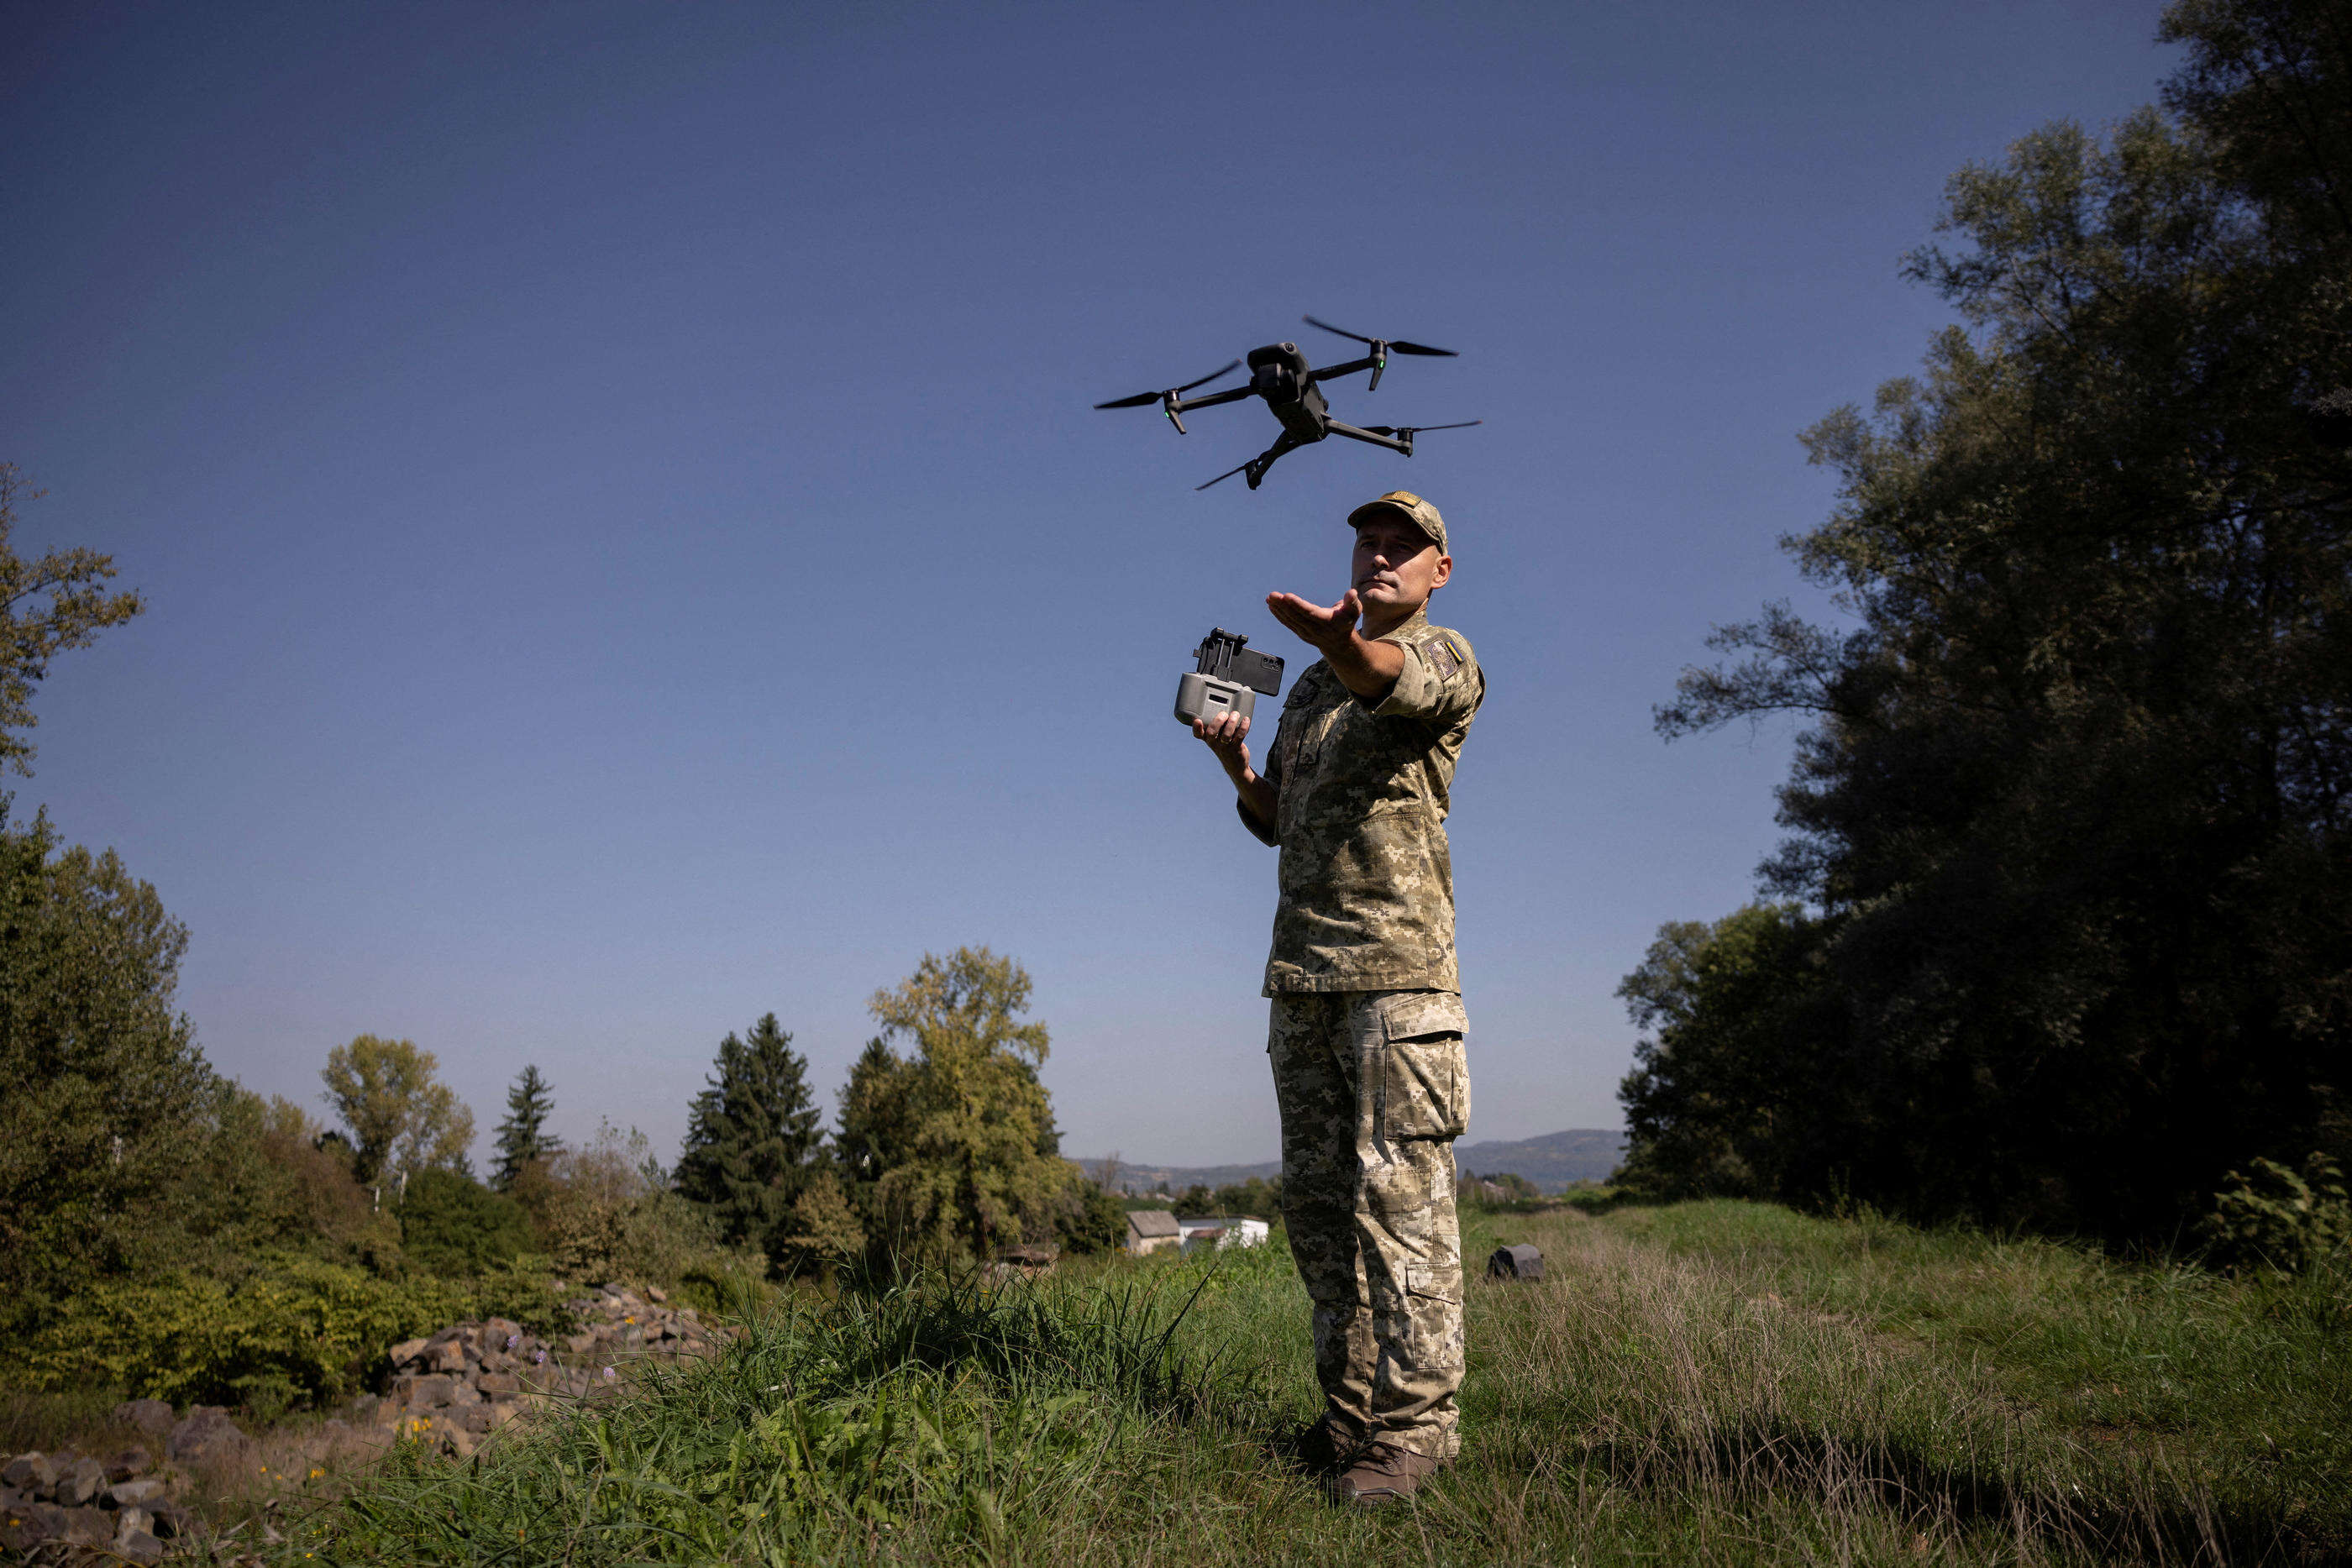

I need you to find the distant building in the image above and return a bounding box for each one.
[1177,1217,1270,1253]
[1126,1209,1182,1256]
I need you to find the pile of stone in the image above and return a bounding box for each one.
[553,1281,733,1366]
[366,1283,733,1457]
[0,1403,226,1563]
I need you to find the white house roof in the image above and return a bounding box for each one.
[1127,1209,1181,1238]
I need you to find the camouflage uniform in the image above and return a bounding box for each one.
[1240,551,1483,1460]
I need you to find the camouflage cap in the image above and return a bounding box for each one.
[1347,490,1448,555]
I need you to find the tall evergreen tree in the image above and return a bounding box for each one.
[491,1064,564,1191]
[675,1014,823,1256]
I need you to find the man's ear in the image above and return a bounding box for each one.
[1430,553,1452,590]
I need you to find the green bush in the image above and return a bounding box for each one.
[1054,1178,1126,1256]
[4,1254,572,1411]
[2204,1156,2352,1274]
[396,1167,537,1275]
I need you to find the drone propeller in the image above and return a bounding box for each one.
[1303,316,1457,359]
[1302,317,1456,391]
[1195,459,1254,490]
[1095,360,1242,433]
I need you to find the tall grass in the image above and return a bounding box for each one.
[276,1204,2350,1565]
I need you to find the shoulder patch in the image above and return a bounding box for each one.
[1428,635,1464,681]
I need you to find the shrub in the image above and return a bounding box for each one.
[4,1254,572,1411]
[396,1167,538,1275]
[517,1120,751,1290]
[2204,1156,2352,1274]
[1054,1177,1127,1256]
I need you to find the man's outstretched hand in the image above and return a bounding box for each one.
[1266,590,1363,657]
[1266,588,1404,702]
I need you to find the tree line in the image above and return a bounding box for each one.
[1617,0,2352,1246]
[0,466,1120,1356]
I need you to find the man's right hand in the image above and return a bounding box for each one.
[1190,711,1252,775]
[1194,711,1277,831]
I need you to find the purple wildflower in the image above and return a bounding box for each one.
[533,1349,548,1366]
[506,1334,521,1350]
[601,1366,616,1382]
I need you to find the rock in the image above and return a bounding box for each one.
[387,1336,429,1368]
[393,1374,457,1409]
[998,1243,1058,1267]
[150,1497,197,1539]
[108,1477,169,1509]
[166,1405,247,1465]
[439,1424,475,1460]
[113,1522,166,1563]
[55,1504,113,1545]
[102,1445,154,1483]
[565,1332,598,1355]
[450,1403,496,1435]
[0,1501,66,1552]
[645,1285,669,1303]
[486,1401,522,1430]
[112,1398,177,1440]
[476,1372,520,1398]
[447,1378,482,1406]
[428,1340,467,1374]
[55,1456,105,1506]
[2,1453,53,1493]
[1486,1243,1545,1282]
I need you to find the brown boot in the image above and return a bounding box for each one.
[1290,1414,1366,1474]
[1326,1440,1444,1506]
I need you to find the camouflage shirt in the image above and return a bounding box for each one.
[1242,609,1483,994]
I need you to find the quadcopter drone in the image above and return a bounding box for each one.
[1095,317,1480,490]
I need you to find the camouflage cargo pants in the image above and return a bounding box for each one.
[1268,989,1469,1459]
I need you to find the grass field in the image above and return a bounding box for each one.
[268,1201,2351,1565]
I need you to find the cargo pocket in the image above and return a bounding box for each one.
[1404,1265,1467,1370]
[1378,992,1469,1139]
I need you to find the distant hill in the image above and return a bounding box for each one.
[1084,1156,1282,1195]
[1081,1128,1625,1198]
[1454,1129,1626,1192]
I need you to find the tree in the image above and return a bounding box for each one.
[775,1170,868,1276]
[1641,0,2352,1237]
[0,464,144,776]
[1057,1178,1128,1255]
[1614,905,1825,1201]
[0,808,214,1311]
[847,947,1075,1266]
[491,1064,564,1191]
[396,1167,536,1275]
[674,1014,824,1259]
[320,1036,475,1188]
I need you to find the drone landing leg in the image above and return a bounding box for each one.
[1243,431,1308,490]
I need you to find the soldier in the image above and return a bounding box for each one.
[1191,490,1483,1506]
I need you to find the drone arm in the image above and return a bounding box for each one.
[1170,385,1257,413]
[1325,420,1413,455]
[1308,356,1378,383]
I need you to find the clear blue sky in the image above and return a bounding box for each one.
[2,2,2176,1167]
